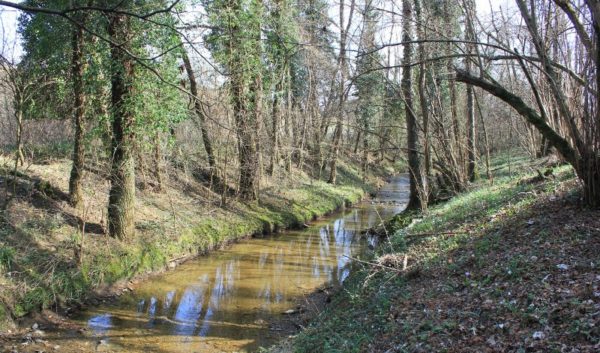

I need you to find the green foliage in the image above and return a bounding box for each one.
[18,0,189,154]
[387,209,417,233]
[293,269,401,353]
[355,2,385,145]
[28,140,73,160]
[281,160,579,353]
[0,246,15,271]
[204,0,264,75]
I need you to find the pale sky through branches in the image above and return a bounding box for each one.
[0,0,516,63]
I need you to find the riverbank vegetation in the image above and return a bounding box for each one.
[0,153,388,330]
[0,0,599,351]
[277,155,599,353]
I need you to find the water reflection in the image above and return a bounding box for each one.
[88,313,112,335]
[81,175,409,352]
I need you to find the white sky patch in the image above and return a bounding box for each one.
[0,7,21,62]
[0,0,520,66]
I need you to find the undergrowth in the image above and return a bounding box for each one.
[0,158,383,325]
[283,158,594,353]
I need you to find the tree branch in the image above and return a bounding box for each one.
[454,68,579,169]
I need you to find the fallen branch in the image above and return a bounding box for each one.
[343,254,405,273]
[406,230,469,237]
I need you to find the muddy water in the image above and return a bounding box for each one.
[62,176,408,352]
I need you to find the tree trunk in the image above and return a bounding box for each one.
[466,84,477,181]
[581,153,600,208]
[69,23,86,207]
[107,11,136,240]
[474,92,492,181]
[181,47,216,171]
[402,0,423,210]
[153,131,163,192]
[234,83,259,201]
[307,68,322,176]
[464,0,477,182]
[268,79,282,176]
[328,0,355,184]
[15,109,24,167]
[415,0,430,204]
[362,127,368,180]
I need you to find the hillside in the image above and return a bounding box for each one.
[272,157,600,352]
[0,155,390,333]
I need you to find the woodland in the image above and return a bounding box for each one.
[0,0,598,352]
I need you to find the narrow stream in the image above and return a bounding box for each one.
[54,175,408,353]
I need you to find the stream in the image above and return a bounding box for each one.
[47,175,408,353]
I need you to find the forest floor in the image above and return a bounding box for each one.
[0,154,392,337]
[269,155,600,353]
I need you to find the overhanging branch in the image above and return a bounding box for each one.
[455,68,579,167]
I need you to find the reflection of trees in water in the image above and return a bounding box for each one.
[82,178,408,351]
[87,313,112,335]
[334,218,354,283]
[317,225,333,281]
[172,276,209,336]
[86,210,375,341]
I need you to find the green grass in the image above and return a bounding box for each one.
[0,160,379,323]
[281,159,577,353]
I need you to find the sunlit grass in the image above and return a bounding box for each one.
[284,157,577,353]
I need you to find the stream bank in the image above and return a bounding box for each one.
[0,156,395,338]
[1,174,409,353]
[274,162,599,353]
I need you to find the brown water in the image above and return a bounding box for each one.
[56,176,408,353]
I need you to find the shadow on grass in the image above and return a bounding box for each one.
[2,171,105,235]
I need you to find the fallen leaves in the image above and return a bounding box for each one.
[370,186,600,352]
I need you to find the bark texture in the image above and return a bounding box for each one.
[402,0,423,210]
[69,22,86,207]
[107,11,136,239]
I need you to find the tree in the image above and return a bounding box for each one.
[68,11,87,207]
[454,0,600,208]
[462,0,477,182]
[205,0,264,200]
[327,0,355,184]
[106,9,136,239]
[295,0,335,176]
[402,0,423,210]
[180,37,216,173]
[264,0,298,176]
[355,0,384,179]
[18,0,91,207]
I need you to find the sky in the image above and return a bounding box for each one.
[0,6,21,61]
[0,0,517,63]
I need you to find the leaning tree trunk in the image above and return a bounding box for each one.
[181,47,216,171]
[455,69,600,207]
[402,0,423,210]
[69,22,86,208]
[107,11,136,240]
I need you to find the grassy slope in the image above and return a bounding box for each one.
[282,155,599,352]
[0,156,390,331]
